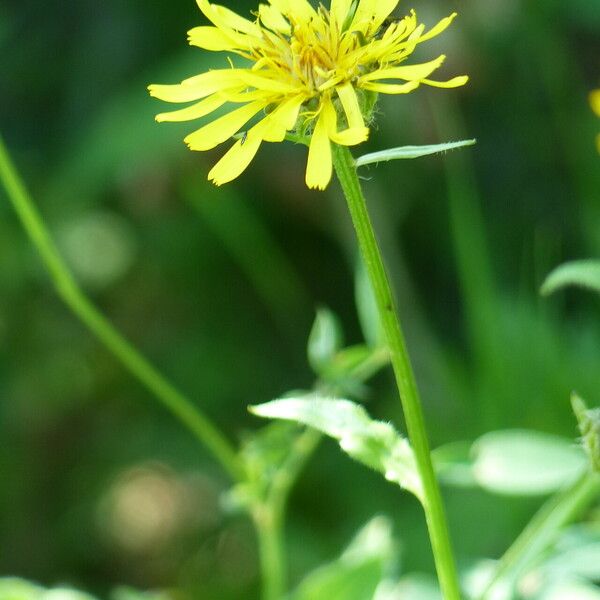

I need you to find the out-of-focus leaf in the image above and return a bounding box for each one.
[0,578,43,600]
[433,441,477,487]
[289,517,395,600]
[355,139,476,167]
[307,307,343,375]
[110,587,172,600]
[0,579,99,600]
[571,393,600,472]
[354,260,385,348]
[535,525,600,584]
[226,421,299,511]
[472,430,586,496]
[374,574,442,600]
[536,579,600,600]
[540,260,600,296]
[250,397,422,499]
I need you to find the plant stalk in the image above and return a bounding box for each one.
[332,144,462,600]
[0,133,243,482]
[481,470,600,600]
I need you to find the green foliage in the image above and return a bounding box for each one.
[250,397,422,500]
[354,260,385,349]
[541,260,600,296]
[571,394,600,472]
[354,140,476,168]
[436,430,587,496]
[307,307,344,375]
[289,517,395,600]
[0,579,97,600]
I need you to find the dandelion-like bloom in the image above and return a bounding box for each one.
[149,0,468,189]
[591,90,600,153]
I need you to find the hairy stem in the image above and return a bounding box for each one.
[481,470,600,600]
[332,144,462,600]
[0,134,243,482]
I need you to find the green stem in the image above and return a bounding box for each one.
[481,470,600,600]
[332,144,462,600]
[0,133,243,482]
[256,428,322,600]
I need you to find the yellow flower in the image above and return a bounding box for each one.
[149,0,468,189]
[591,90,600,153]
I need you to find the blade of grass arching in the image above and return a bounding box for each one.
[481,470,600,600]
[430,95,504,428]
[0,133,243,482]
[180,177,311,343]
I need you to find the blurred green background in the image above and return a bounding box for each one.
[1,0,599,597]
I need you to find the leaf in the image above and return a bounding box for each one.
[374,575,442,600]
[472,430,586,496]
[250,396,422,499]
[571,393,600,472]
[110,588,171,600]
[0,578,43,600]
[355,259,385,348]
[355,139,476,168]
[0,579,99,600]
[540,259,600,296]
[307,307,344,375]
[536,579,600,600]
[289,517,396,600]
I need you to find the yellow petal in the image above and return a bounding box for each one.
[330,0,352,29]
[196,0,261,35]
[187,26,249,51]
[235,71,297,93]
[360,80,420,94]
[590,90,600,117]
[259,95,305,142]
[417,12,457,44]
[148,83,211,103]
[155,94,228,122]
[184,100,268,150]
[321,97,368,146]
[351,0,399,32]
[336,83,364,129]
[269,0,316,23]
[208,135,263,185]
[151,69,247,104]
[422,75,469,88]
[305,108,332,190]
[361,55,446,82]
[258,3,291,34]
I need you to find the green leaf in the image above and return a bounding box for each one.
[537,579,600,600]
[307,307,343,375]
[250,397,422,499]
[571,393,600,472]
[0,579,99,600]
[110,587,171,600]
[540,259,600,296]
[0,578,43,600]
[355,139,476,168]
[355,260,385,348]
[472,430,586,495]
[374,575,442,600]
[289,517,395,600]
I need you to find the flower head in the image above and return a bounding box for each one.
[591,90,600,153]
[149,0,468,189]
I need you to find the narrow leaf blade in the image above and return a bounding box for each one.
[541,260,600,296]
[355,139,476,168]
